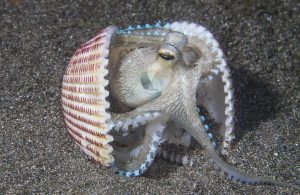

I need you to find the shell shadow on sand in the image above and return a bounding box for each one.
[232,67,281,143]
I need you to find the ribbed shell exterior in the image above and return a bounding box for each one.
[62,26,117,166]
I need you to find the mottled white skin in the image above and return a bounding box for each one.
[109,27,299,190]
[110,31,187,108]
[109,31,192,175]
[112,116,168,177]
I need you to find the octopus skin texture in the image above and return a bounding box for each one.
[61,21,300,190]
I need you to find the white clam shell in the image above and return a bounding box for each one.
[62,26,117,166]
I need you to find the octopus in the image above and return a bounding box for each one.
[61,21,299,190]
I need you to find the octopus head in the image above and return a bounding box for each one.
[110,32,188,108]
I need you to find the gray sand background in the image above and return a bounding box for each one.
[0,0,299,194]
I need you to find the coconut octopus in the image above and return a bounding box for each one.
[61,21,299,190]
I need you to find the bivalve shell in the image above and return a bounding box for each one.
[62,26,117,166]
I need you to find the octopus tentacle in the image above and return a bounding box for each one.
[111,55,300,189]
[110,111,161,136]
[109,94,168,176]
[186,109,300,190]
[154,63,299,190]
[165,22,235,155]
[113,117,167,177]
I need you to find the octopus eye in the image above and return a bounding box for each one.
[158,52,175,60]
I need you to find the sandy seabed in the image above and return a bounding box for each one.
[0,0,299,194]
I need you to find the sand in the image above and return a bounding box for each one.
[0,0,299,194]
